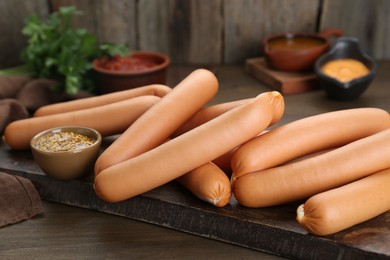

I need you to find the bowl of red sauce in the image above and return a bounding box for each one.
[262,28,343,72]
[93,51,170,94]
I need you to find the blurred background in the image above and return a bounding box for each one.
[1,0,389,68]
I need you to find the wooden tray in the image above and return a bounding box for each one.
[245,57,319,94]
[1,142,389,260]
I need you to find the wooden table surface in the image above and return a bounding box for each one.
[1,61,390,259]
[0,201,285,259]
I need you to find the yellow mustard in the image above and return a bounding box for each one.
[321,59,370,83]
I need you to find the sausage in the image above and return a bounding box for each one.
[173,98,255,176]
[3,95,160,150]
[94,91,284,202]
[232,127,390,208]
[176,162,232,207]
[94,69,219,174]
[296,167,390,236]
[172,98,254,137]
[212,147,238,176]
[231,108,390,181]
[33,84,171,116]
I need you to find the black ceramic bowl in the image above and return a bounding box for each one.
[315,37,377,100]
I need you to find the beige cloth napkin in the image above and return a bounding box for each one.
[0,171,44,227]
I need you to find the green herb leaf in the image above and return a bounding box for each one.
[20,6,129,95]
[99,43,130,58]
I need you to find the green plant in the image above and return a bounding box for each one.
[21,6,129,95]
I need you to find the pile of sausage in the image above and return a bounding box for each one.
[3,69,390,236]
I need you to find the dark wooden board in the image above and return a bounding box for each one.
[245,58,319,95]
[0,142,389,260]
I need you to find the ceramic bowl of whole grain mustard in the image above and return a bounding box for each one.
[30,126,102,180]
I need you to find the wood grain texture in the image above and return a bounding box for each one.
[0,202,284,259]
[96,0,136,47]
[223,0,321,63]
[166,0,223,64]
[1,0,390,67]
[51,0,99,35]
[1,64,390,259]
[2,149,389,260]
[138,0,170,53]
[185,0,223,64]
[245,58,318,94]
[320,0,390,59]
[0,0,49,69]
[52,0,137,47]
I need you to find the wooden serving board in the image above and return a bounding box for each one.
[245,57,319,94]
[1,142,389,260]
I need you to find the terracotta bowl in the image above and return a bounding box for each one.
[92,51,170,94]
[262,28,343,72]
[315,37,377,100]
[30,126,102,180]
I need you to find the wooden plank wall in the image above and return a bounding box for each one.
[0,0,49,69]
[1,0,389,69]
[320,0,390,60]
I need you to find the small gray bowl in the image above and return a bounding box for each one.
[315,37,377,100]
[30,126,102,180]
